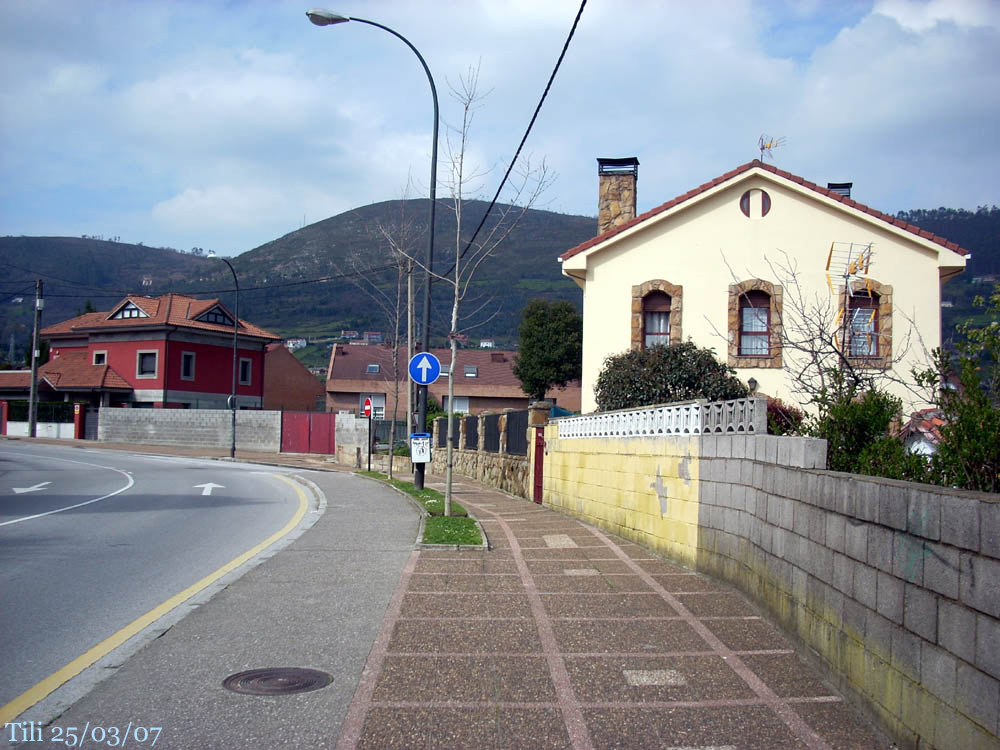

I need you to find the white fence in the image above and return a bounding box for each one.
[556,397,767,439]
[5,421,75,439]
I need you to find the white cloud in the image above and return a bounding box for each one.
[874,0,1000,32]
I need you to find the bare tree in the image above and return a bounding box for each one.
[392,65,550,513]
[707,249,930,412]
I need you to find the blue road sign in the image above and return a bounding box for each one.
[408,352,442,385]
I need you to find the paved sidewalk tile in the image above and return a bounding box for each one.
[337,474,889,750]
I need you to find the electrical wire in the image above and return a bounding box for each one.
[436,0,587,283]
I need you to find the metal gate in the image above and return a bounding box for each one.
[532,427,545,504]
[281,412,336,455]
[84,408,100,440]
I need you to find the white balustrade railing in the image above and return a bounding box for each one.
[556,397,767,439]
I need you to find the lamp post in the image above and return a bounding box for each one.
[307,8,438,490]
[208,252,239,458]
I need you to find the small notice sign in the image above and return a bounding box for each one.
[410,433,431,464]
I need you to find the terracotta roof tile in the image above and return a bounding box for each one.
[41,293,280,341]
[561,160,971,262]
[0,370,32,390]
[39,351,132,391]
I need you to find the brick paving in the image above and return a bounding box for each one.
[336,477,889,750]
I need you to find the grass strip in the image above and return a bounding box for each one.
[422,516,482,546]
[359,471,482,546]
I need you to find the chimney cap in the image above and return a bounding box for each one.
[827,181,853,198]
[597,157,639,177]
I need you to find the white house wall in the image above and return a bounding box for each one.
[573,174,956,413]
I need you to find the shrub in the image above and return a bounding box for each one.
[594,342,748,411]
[766,397,805,435]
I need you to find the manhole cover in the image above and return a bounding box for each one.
[222,667,333,696]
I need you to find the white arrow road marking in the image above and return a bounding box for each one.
[12,481,52,494]
[195,483,225,496]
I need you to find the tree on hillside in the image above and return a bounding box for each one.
[513,298,581,402]
[594,342,748,412]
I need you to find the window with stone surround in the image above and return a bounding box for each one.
[728,280,782,368]
[631,280,682,350]
[841,279,892,369]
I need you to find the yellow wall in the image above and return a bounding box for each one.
[563,169,965,413]
[540,424,701,563]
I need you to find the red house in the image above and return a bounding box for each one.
[40,294,281,408]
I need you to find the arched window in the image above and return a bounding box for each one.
[848,291,879,357]
[728,279,782,368]
[631,281,682,350]
[739,290,770,356]
[643,291,671,348]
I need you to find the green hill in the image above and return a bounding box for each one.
[2,201,996,365]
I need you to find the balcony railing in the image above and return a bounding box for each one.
[556,397,767,439]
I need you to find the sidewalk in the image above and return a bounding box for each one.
[4,440,890,748]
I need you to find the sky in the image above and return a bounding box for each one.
[1,0,998,257]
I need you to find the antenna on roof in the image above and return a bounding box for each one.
[758,134,786,161]
[825,241,881,355]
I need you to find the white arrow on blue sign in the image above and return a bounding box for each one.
[408,352,442,385]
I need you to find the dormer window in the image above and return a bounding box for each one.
[464,365,478,378]
[110,302,148,320]
[198,306,235,327]
[366,364,380,374]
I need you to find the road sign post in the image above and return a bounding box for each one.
[407,353,442,489]
[363,397,373,472]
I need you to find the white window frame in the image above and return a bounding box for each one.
[238,357,252,386]
[136,350,158,379]
[181,351,196,381]
[92,350,108,366]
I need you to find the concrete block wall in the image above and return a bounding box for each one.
[538,426,1000,750]
[98,408,280,452]
[334,412,372,467]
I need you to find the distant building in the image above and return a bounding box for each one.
[285,338,308,350]
[363,331,383,344]
[25,293,280,409]
[341,330,359,339]
[325,344,581,416]
[479,339,495,349]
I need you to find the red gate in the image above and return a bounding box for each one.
[532,426,545,504]
[281,412,336,455]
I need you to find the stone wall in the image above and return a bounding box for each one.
[537,424,1000,750]
[98,408,280,452]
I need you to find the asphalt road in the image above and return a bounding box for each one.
[0,442,309,714]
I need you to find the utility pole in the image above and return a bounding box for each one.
[28,279,44,438]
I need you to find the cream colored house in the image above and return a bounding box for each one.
[561,158,969,413]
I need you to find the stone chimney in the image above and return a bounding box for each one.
[597,157,639,235]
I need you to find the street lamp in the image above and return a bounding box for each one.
[307,8,439,490]
[208,251,239,459]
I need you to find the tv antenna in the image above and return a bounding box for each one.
[758,134,786,161]
[825,241,878,355]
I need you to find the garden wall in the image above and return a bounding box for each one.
[536,416,999,750]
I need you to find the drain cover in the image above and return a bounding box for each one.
[222,667,333,696]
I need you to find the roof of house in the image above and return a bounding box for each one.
[40,351,132,391]
[41,293,280,341]
[560,159,971,261]
[0,369,32,391]
[327,345,521,387]
[900,407,946,447]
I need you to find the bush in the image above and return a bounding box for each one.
[594,342,748,411]
[766,397,805,435]
[808,371,926,482]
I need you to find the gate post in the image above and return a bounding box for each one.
[528,401,551,505]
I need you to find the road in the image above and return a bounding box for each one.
[0,441,312,717]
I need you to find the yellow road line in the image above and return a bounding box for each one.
[0,474,309,725]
